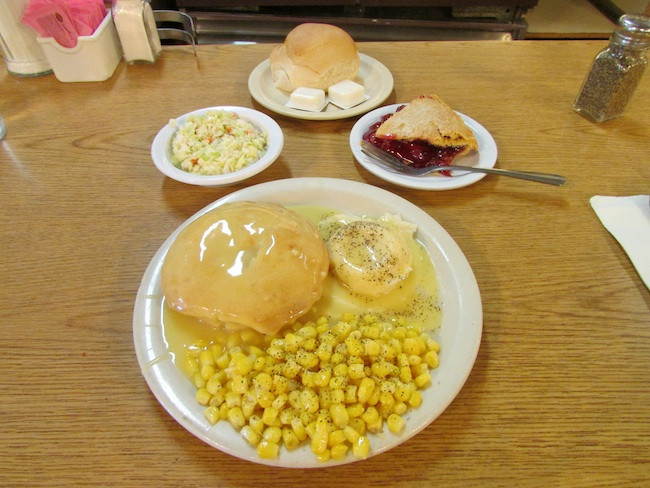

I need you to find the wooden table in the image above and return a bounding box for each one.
[1,40,648,487]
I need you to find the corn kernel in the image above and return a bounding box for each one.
[241,394,257,418]
[227,407,246,429]
[352,436,370,459]
[282,427,300,450]
[204,406,220,425]
[315,368,332,387]
[262,426,282,443]
[347,403,364,418]
[348,363,365,380]
[408,390,423,408]
[315,449,331,463]
[300,389,320,413]
[424,350,439,368]
[393,401,407,415]
[328,429,347,448]
[215,352,230,370]
[333,363,348,377]
[291,417,308,441]
[253,372,272,391]
[331,389,345,405]
[311,429,329,454]
[296,351,319,369]
[257,440,279,459]
[330,403,349,428]
[344,337,364,356]
[394,382,412,402]
[367,387,380,406]
[348,417,366,435]
[196,388,212,406]
[247,414,264,434]
[240,425,262,446]
[411,362,429,377]
[343,425,360,443]
[415,371,431,388]
[193,373,206,389]
[387,413,405,433]
[344,385,358,404]
[230,375,248,394]
[357,377,375,404]
[256,390,275,409]
[371,361,392,379]
[361,406,379,425]
[331,443,349,460]
[225,391,241,408]
[262,407,279,426]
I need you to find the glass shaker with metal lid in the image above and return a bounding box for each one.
[574,14,650,123]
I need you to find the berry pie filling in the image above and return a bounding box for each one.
[362,106,465,174]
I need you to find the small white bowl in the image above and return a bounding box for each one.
[151,106,283,187]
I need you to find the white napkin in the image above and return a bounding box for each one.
[590,195,650,290]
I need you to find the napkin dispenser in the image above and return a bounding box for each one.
[37,11,122,82]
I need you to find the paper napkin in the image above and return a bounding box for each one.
[590,195,650,290]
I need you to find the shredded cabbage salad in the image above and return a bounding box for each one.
[169,111,268,175]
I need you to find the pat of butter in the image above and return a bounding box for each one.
[288,87,327,112]
[328,80,366,109]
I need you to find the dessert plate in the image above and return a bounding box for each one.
[350,104,498,190]
[248,54,394,120]
[133,178,482,468]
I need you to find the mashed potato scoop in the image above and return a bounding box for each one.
[321,214,416,297]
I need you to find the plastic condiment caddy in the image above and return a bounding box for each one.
[37,11,122,82]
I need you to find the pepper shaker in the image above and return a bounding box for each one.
[574,14,650,123]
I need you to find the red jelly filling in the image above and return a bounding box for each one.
[362,106,464,171]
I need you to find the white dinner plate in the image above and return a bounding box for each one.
[133,178,482,468]
[350,104,498,190]
[247,54,394,120]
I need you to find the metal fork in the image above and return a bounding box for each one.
[360,141,566,186]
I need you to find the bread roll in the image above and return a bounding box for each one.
[270,23,360,92]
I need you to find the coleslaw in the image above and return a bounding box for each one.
[169,111,268,175]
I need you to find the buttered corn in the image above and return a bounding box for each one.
[187,314,440,462]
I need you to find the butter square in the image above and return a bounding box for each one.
[288,87,327,112]
[328,80,366,109]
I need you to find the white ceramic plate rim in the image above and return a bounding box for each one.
[133,177,483,468]
[350,104,498,190]
[151,106,284,186]
[247,53,394,120]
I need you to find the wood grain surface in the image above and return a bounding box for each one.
[1,40,648,488]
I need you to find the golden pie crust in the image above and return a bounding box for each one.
[376,95,478,155]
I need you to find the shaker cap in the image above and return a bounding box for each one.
[612,14,650,46]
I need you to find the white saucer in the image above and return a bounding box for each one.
[248,53,394,120]
[350,104,498,190]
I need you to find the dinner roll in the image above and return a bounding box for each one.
[161,201,330,336]
[270,23,360,92]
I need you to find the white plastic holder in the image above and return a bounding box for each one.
[37,11,123,82]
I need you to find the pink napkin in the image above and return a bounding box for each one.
[590,195,650,290]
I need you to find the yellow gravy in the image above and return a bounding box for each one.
[161,205,441,370]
